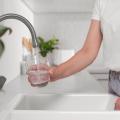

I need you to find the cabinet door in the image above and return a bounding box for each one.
[22,0,96,13]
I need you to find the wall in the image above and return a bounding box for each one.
[0,0,34,83]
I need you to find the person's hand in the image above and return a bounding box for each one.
[27,64,50,87]
[115,97,120,110]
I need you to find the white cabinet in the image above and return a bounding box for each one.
[22,0,95,14]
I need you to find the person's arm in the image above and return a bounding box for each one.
[49,20,103,81]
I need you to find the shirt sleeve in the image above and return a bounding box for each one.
[91,0,101,21]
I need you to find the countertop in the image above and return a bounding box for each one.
[0,70,107,119]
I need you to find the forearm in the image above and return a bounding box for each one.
[50,49,96,81]
[49,20,102,81]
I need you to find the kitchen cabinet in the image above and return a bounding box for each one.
[22,0,95,14]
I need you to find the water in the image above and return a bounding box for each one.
[29,70,50,85]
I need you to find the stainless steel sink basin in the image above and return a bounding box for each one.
[6,94,119,120]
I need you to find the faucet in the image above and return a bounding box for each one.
[0,13,48,87]
[0,13,40,64]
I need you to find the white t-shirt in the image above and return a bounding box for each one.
[92,0,120,70]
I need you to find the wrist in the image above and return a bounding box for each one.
[49,66,57,81]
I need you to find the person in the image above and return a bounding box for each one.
[27,0,120,110]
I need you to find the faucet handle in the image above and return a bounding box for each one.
[0,76,6,89]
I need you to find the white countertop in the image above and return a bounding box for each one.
[0,70,107,119]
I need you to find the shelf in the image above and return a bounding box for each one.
[22,0,95,14]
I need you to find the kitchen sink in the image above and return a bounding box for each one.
[5,94,120,120]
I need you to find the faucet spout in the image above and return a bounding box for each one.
[0,13,38,48]
[0,13,41,64]
[0,13,48,87]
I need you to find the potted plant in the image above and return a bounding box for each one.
[37,36,59,65]
[0,25,12,57]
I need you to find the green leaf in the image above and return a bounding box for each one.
[0,39,5,57]
[0,25,12,58]
[0,25,12,37]
[37,36,59,57]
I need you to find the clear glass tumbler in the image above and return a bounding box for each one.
[26,54,50,87]
[28,70,50,85]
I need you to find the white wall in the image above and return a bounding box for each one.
[0,0,34,83]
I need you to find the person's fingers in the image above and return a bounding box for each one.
[27,70,36,76]
[30,65,38,70]
[28,75,33,84]
[37,64,49,70]
[28,74,49,87]
[28,75,36,83]
[27,64,49,75]
[27,64,50,87]
[27,65,37,74]
[28,76,39,87]
[115,97,120,110]
[28,76,35,87]
[41,74,50,81]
